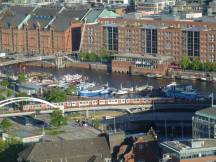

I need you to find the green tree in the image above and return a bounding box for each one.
[191,58,202,70]
[18,73,26,83]
[0,80,9,88]
[212,63,216,72]
[180,55,190,70]
[6,90,13,97]
[0,119,12,131]
[88,52,98,62]
[203,61,213,72]
[45,88,67,102]
[0,95,5,100]
[99,48,110,62]
[16,92,28,97]
[79,52,89,61]
[66,85,76,95]
[51,110,67,128]
[0,138,24,162]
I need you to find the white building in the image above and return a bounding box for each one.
[2,130,44,143]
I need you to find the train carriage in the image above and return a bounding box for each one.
[99,100,107,105]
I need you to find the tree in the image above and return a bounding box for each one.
[99,48,110,62]
[79,52,89,61]
[203,61,213,72]
[6,90,13,97]
[88,52,98,62]
[0,138,24,162]
[191,58,202,70]
[0,80,9,88]
[0,119,12,131]
[180,55,190,70]
[45,88,67,102]
[0,95,5,100]
[212,63,216,72]
[18,73,26,83]
[66,85,76,95]
[51,110,67,128]
[16,92,28,97]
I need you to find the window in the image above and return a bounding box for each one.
[137,160,145,162]
[138,144,144,151]
[104,158,111,162]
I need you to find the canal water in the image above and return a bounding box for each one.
[2,65,216,96]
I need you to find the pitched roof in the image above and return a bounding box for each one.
[2,6,34,28]
[84,8,104,23]
[28,7,60,29]
[53,8,89,32]
[195,107,216,119]
[18,137,111,162]
[83,8,119,23]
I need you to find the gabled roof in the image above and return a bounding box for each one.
[2,6,34,28]
[52,8,89,32]
[84,8,104,23]
[83,8,119,23]
[18,137,110,162]
[28,6,60,29]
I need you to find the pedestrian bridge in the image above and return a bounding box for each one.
[0,97,154,117]
[0,55,55,66]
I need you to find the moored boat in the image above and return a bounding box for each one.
[162,82,203,100]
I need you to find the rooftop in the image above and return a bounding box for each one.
[195,107,216,119]
[53,8,88,31]
[160,138,216,153]
[2,6,34,28]
[18,137,110,162]
[113,53,172,61]
[8,130,42,138]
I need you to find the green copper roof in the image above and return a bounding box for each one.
[99,9,119,19]
[84,8,119,23]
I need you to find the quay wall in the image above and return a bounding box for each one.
[168,69,216,80]
[22,61,108,71]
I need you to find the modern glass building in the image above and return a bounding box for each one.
[193,107,216,139]
[160,139,216,162]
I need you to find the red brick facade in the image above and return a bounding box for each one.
[81,17,216,63]
[112,60,168,75]
[0,22,81,55]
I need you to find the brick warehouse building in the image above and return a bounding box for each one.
[0,5,89,55]
[81,17,216,74]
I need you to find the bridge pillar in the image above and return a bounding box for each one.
[55,56,64,69]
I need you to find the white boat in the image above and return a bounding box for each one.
[113,90,128,95]
[76,82,96,91]
[200,77,207,81]
[146,74,162,78]
[135,85,148,92]
[60,74,86,84]
[100,87,112,95]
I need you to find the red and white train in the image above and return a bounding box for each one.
[21,97,174,112]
